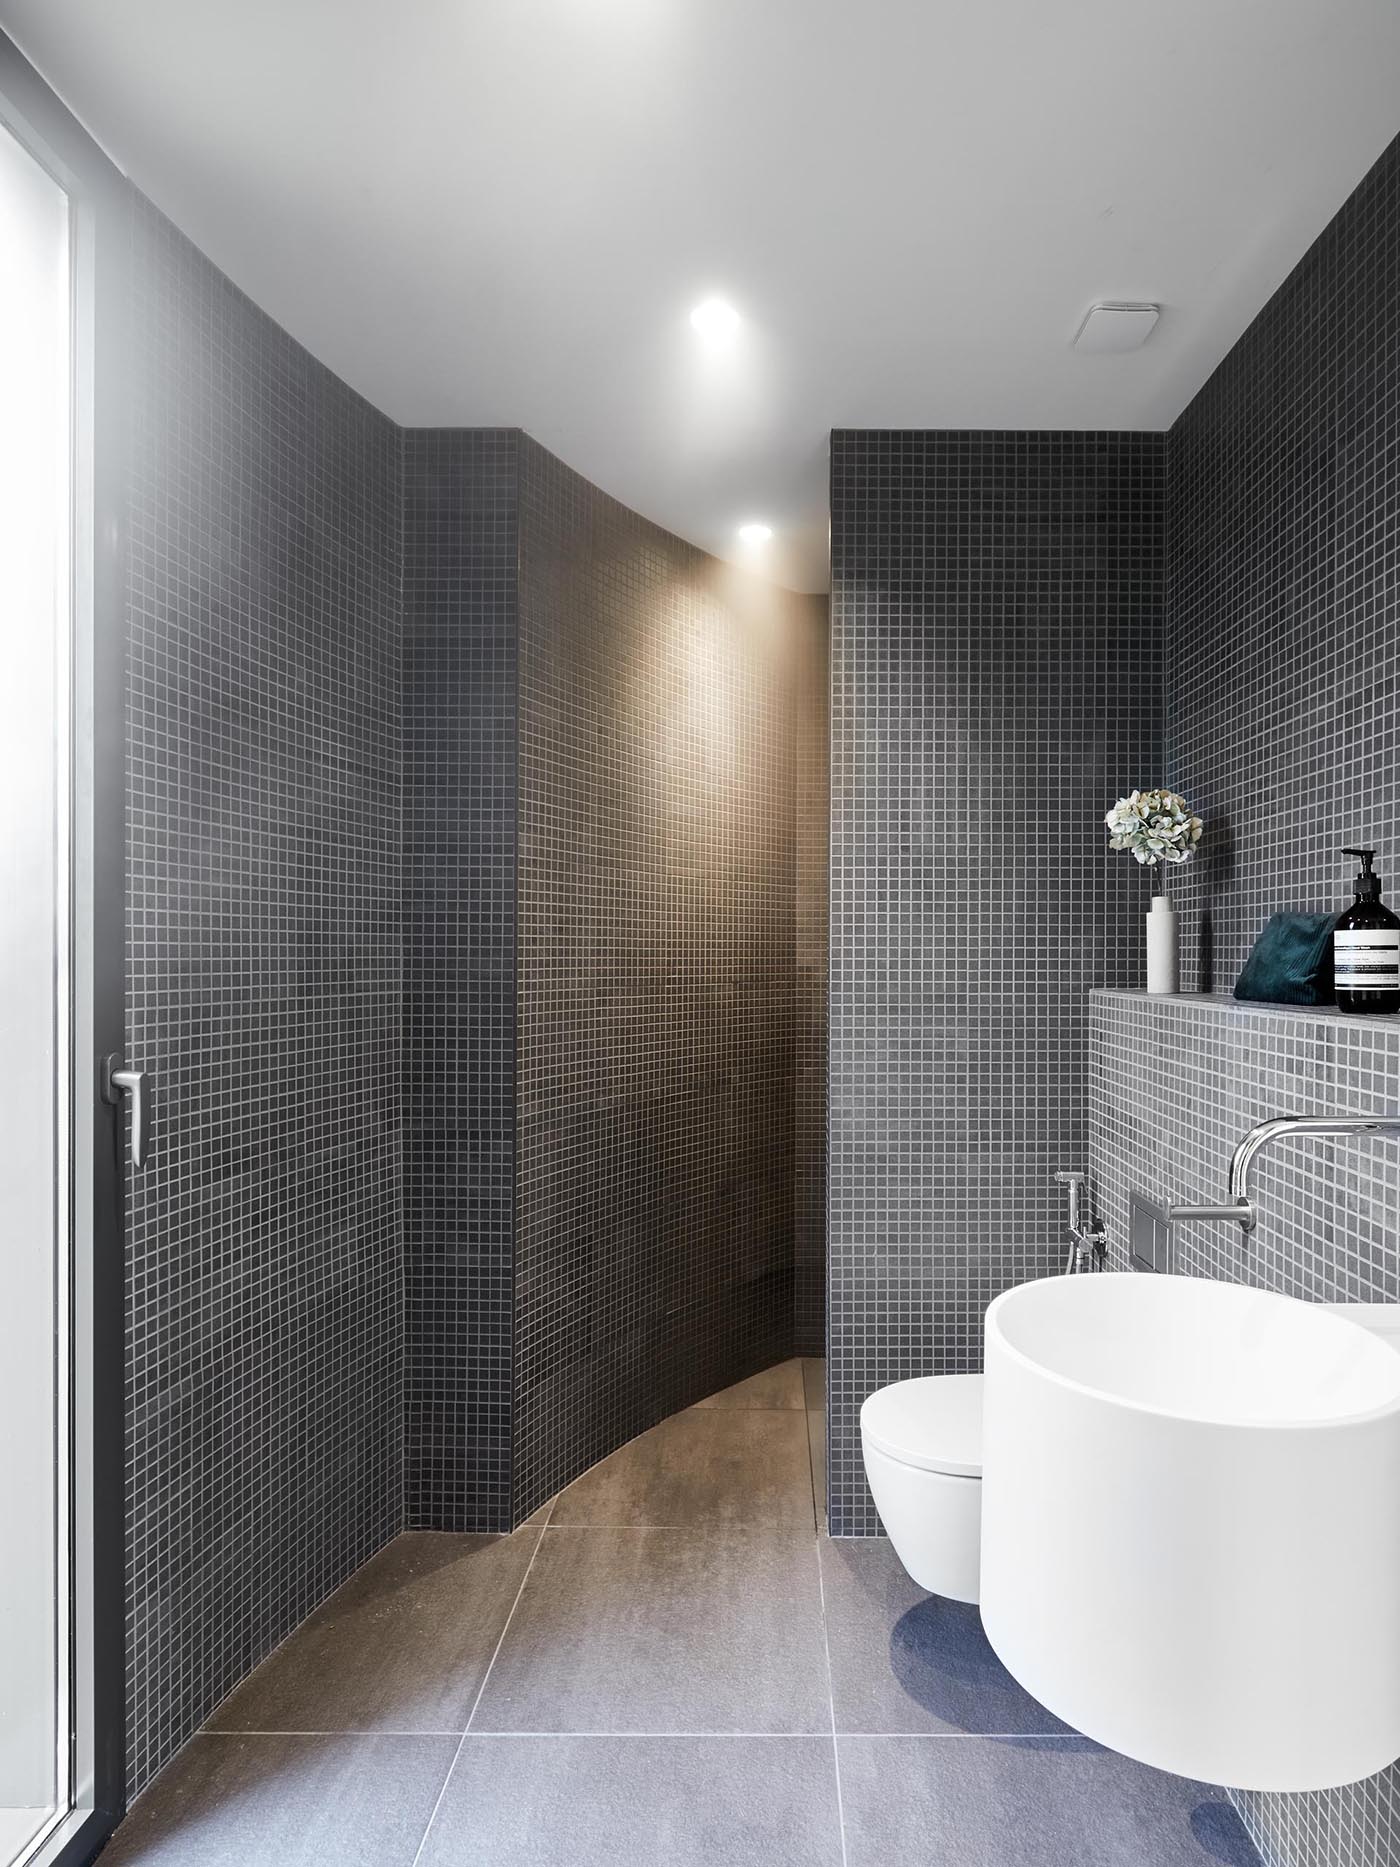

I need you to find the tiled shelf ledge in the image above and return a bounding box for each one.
[1091,989,1400,1034]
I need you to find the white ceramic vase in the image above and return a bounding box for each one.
[1146,894,1178,994]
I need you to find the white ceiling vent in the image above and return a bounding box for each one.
[1073,302,1161,354]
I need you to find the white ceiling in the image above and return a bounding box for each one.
[5,1,1399,592]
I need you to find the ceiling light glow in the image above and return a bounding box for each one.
[689,297,741,341]
[737,522,773,545]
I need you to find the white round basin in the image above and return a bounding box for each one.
[979,1273,1400,1792]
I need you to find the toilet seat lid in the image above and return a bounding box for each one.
[860,1373,983,1477]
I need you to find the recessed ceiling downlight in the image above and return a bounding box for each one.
[1073,302,1160,354]
[689,297,741,340]
[737,522,773,544]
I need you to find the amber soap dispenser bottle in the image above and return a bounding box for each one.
[1334,848,1400,1014]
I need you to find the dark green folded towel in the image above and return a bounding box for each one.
[1234,912,1337,1006]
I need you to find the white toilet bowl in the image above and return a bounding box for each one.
[860,1298,1400,1606]
[860,1372,984,1603]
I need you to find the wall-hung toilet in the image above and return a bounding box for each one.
[860,1371,984,1602]
[861,1296,1400,1607]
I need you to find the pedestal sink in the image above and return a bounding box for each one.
[980,1273,1400,1792]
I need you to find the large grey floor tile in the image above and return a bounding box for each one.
[802,1357,825,1412]
[100,1734,456,1866]
[551,1408,813,1528]
[820,1538,1070,1734]
[209,1528,543,1733]
[418,1735,843,1866]
[837,1735,1261,1867]
[693,1358,805,1410]
[472,1526,831,1732]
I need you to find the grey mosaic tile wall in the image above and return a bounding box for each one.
[1090,989,1400,1867]
[125,200,403,1792]
[512,436,816,1517]
[795,601,829,1357]
[399,433,823,1529]
[1168,133,1400,990]
[828,431,1166,1534]
[402,430,518,1531]
[1146,129,1400,1867]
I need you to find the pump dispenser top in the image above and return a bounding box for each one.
[1343,848,1383,900]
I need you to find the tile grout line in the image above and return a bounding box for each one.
[199,1729,471,1739]
[806,1381,828,1538]
[410,1728,1055,1740]
[534,1522,816,1533]
[407,1496,557,1867]
[812,1523,850,1867]
[466,1729,828,1740]
[805,1377,822,1535]
[196,1726,1068,1740]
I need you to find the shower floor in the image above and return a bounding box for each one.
[100,1359,1258,1865]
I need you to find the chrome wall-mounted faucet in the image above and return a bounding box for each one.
[1055,1170,1107,1272]
[1167,1113,1400,1238]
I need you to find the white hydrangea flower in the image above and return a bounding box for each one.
[1104,788,1203,871]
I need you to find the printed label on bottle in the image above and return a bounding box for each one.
[1334,928,1400,991]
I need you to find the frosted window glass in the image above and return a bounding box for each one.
[0,113,71,1862]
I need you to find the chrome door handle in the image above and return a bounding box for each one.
[101,1054,148,1168]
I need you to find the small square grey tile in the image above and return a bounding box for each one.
[417,1736,843,1866]
[99,1734,456,1867]
[837,1735,1261,1867]
[471,1527,830,1733]
[208,1529,544,1734]
[820,1539,1069,1735]
[550,1409,814,1528]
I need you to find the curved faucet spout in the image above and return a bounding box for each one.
[1164,1113,1400,1256]
[1226,1114,1400,1229]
